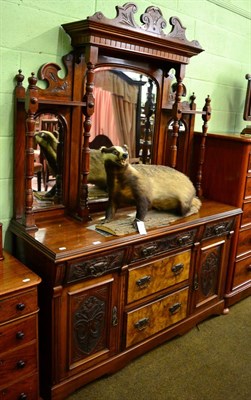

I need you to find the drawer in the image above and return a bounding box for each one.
[125,287,188,348]
[127,250,191,303]
[241,201,251,227]
[202,218,234,240]
[0,343,37,387]
[131,230,196,262]
[0,289,38,324]
[244,176,251,199]
[233,256,251,289]
[66,249,124,283]
[0,373,38,400]
[237,228,251,257]
[0,315,37,351]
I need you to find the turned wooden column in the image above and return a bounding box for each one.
[170,65,186,168]
[77,46,97,221]
[23,73,39,230]
[196,95,211,197]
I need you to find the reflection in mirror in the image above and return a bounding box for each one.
[88,68,156,202]
[32,113,63,209]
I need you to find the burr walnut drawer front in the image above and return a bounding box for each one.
[127,250,191,304]
[0,315,37,350]
[125,287,188,348]
[0,342,37,387]
[0,373,38,400]
[233,256,251,289]
[0,289,38,324]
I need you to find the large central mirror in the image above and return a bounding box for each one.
[88,68,157,202]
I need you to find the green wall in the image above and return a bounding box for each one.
[0,0,250,245]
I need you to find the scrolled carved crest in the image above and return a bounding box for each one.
[89,2,202,48]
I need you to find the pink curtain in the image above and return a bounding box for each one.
[90,70,138,157]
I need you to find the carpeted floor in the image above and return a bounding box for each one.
[67,296,251,400]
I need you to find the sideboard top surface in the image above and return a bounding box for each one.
[11,199,242,262]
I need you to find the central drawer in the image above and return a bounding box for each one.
[127,250,191,303]
[125,287,188,348]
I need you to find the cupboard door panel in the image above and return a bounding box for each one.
[63,274,120,374]
[193,238,226,311]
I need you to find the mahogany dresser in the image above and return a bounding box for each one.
[11,200,241,399]
[201,132,251,306]
[0,247,41,399]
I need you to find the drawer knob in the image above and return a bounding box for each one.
[169,302,181,315]
[16,303,26,311]
[134,317,150,331]
[16,360,26,369]
[16,331,25,340]
[19,394,27,400]
[171,263,184,275]
[246,265,251,272]
[136,275,151,288]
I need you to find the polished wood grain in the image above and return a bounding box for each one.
[201,132,251,306]
[0,251,41,400]
[10,3,243,399]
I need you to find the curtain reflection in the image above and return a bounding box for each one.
[90,70,139,157]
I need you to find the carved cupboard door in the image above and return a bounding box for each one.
[191,236,229,313]
[58,272,121,380]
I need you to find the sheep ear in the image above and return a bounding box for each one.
[123,144,128,151]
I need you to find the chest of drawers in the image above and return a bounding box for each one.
[0,251,41,400]
[201,132,251,306]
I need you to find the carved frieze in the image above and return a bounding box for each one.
[66,250,124,283]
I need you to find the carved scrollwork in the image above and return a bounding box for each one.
[132,229,197,261]
[91,2,138,28]
[66,251,124,283]
[74,295,105,355]
[89,3,202,49]
[201,251,219,296]
[141,6,167,35]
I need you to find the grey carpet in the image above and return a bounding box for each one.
[67,296,251,400]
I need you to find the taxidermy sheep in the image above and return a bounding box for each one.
[100,145,201,224]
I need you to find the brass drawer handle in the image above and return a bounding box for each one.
[142,245,157,257]
[16,360,26,369]
[16,331,25,340]
[136,275,151,288]
[214,225,226,235]
[171,263,184,275]
[177,235,190,245]
[16,303,26,311]
[134,317,150,331]
[19,394,28,400]
[169,302,181,315]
